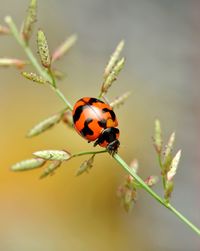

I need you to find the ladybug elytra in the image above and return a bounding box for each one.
[72,97,120,154]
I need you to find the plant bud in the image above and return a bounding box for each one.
[153,119,162,154]
[52,34,77,62]
[0,58,27,69]
[164,180,174,201]
[33,150,71,161]
[37,29,51,68]
[167,150,181,181]
[40,160,62,179]
[27,112,63,137]
[22,72,49,84]
[110,91,131,109]
[101,57,125,95]
[11,158,45,171]
[76,155,95,176]
[145,175,159,187]
[104,40,124,78]
[22,0,37,43]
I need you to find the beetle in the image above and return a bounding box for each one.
[72,97,120,154]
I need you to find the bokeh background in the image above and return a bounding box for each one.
[1,0,200,250]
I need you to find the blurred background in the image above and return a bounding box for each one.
[1,0,200,250]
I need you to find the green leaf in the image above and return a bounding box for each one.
[33,150,71,161]
[11,158,45,171]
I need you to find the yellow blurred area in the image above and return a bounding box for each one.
[1,0,200,250]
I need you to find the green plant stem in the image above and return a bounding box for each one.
[114,154,164,204]
[113,153,200,235]
[6,16,200,236]
[72,150,107,158]
[167,204,200,235]
[157,154,166,190]
[55,88,73,110]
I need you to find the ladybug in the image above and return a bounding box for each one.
[72,97,120,154]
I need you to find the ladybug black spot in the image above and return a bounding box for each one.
[102,108,116,121]
[73,105,87,123]
[88,98,104,105]
[80,118,94,136]
[98,119,107,128]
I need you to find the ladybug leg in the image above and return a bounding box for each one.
[93,136,104,147]
[93,127,120,155]
[107,139,120,155]
[93,129,107,147]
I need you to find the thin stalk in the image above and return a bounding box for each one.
[48,69,56,88]
[72,149,107,158]
[158,154,166,190]
[6,16,200,236]
[113,153,200,235]
[167,204,200,235]
[54,88,73,110]
[114,153,165,205]
[98,92,103,99]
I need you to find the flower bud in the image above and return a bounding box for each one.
[110,91,131,109]
[0,58,27,69]
[27,112,63,137]
[33,150,71,161]
[76,155,95,176]
[22,72,49,84]
[22,0,37,43]
[104,40,124,79]
[153,119,162,154]
[52,34,77,62]
[167,150,181,181]
[11,158,45,171]
[37,30,51,68]
[40,160,62,179]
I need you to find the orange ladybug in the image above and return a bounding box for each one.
[72,97,120,154]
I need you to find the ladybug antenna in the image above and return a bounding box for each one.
[102,95,110,104]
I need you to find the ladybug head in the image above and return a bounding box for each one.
[94,127,120,154]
